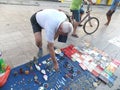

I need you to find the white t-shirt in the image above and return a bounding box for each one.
[36,9,67,43]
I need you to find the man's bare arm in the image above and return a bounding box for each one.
[47,42,58,70]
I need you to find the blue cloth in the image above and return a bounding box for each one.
[0,54,97,90]
[110,0,120,10]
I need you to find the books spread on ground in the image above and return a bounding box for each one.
[61,44,120,87]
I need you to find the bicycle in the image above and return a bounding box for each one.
[65,2,99,35]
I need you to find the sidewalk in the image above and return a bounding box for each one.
[0,1,120,90]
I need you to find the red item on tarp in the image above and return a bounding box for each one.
[0,65,11,87]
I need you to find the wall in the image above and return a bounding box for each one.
[96,0,113,5]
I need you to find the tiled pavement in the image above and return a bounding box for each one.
[0,1,120,90]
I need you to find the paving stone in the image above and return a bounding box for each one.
[0,1,120,90]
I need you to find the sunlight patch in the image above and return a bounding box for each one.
[109,36,120,48]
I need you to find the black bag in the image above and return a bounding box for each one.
[58,34,68,43]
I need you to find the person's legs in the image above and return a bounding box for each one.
[34,32,42,48]
[34,32,43,57]
[30,13,43,57]
[105,15,111,25]
[73,21,79,36]
[71,10,80,38]
[105,10,115,25]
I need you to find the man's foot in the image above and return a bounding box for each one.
[104,23,109,26]
[71,34,79,38]
[37,48,43,57]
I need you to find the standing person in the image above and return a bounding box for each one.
[70,0,83,38]
[70,0,94,38]
[30,9,73,71]
[105,0,120,26]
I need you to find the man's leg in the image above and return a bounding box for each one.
[34,32,43,57]
[105,15,111,26]
[73,21,79,36]
[30,13,43,57]
[34,32,42,48]
[71,10,80,38]
[105,10,115,26]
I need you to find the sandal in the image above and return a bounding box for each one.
[71,34,79,38]
[78,24,83,27]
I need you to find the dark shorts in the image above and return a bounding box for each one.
[106,10,115,17]
[80,8,84,14]
[70,8,84,22]
[30,13,42,33]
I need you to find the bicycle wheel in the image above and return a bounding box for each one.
[83,17,99,35]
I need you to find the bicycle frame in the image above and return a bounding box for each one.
[66,2,99,35]
[79,11,91,24]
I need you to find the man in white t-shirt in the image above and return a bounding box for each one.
[30,9,73,71]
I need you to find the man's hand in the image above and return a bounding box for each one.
[47,42,59,71]
[53,60,59,71]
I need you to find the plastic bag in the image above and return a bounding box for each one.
[0,58,11,87]
[0,58,7,73]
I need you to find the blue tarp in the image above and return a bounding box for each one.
[0,54,98,90]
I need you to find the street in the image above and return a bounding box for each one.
[0,0,120,90]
